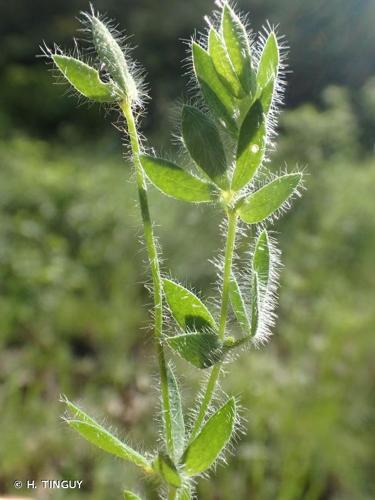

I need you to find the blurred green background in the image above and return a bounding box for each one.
[0,0,374,499]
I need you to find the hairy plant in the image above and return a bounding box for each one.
[44,2,303,498]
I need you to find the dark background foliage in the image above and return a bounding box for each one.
[0,1,374,499]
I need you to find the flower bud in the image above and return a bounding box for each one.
[90,15,138,103]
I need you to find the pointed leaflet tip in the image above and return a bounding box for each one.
[123,492,142,500]
[52,54,118,102]
[221,4,256,96]
[66,419,152,473]
[257,31,279,93]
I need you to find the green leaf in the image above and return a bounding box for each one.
[140,155,213,203]
[208,29,244,99]
[259,76,275,115]
[181,398,236,476]
[177,485,193,500]
[251,272,259,336]
[221,5,256,95]
[166,364,185,460]
[182,106,229,190]
[257,32,279,88]
[153,453,182,488]
[90,16,137,101]
[238,173,302,224]
[163,279,217,331]
[66,420,152,473]
[253,230,270,290]
[256,32,279,110]
[232,100,266,191]
[167,333,223,369]
[229,276,251,333]
[52,55,117,102]
[123,491,142,500]
[192,42,237,134]
[61,397,98,426]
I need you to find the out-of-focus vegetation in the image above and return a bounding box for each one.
[0,0,374,499]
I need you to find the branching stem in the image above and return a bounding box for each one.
[190,209,238,440]
[120,99,175,458]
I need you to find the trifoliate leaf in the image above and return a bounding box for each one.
[238,174,302,224]
[52,55,117,102]
[181,398,236,476]
[232,100,266,191]
[163,279,217,331]
[167,333,223,369]
[182,106,229,190]
[140,155,213,203]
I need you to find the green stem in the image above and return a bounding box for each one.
[120,99,174,458]
[189,209,238,440]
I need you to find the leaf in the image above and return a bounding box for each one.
[181,398,236,476]
[123,491,142,500]
[238,173,302,224]
[61,397,98,426]
[166,364,185,460]
[259,76,275,115]
[153,453,182,488]
[229,276,251,333]
[232,100,266,191]
[251,272,259,336]
[163,279,217,331]
[208,29,244,99]
[66,420,152,473]
[192,42,237,133]
[140,155,213,203]
[90,16,137,101]
[256,31,279,110]
[52,55,117,102]
[177,485,193,500]
[221,5,256,95]
[182,106,229,190]
[167,333,223,369]
[252,230,270,290]
[257,32,279,88]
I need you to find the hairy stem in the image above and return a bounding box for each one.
[120,99,175,458]
[190,209,238,439]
